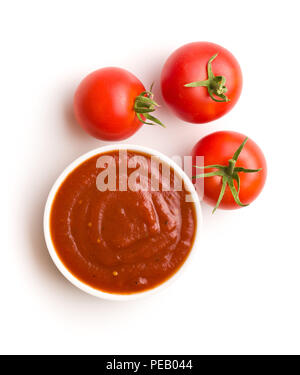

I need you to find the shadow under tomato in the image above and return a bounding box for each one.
[64,95,90,140]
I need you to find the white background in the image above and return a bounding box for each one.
[1,0,299,355]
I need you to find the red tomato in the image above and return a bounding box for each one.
[161,42,243,123]
[74,67,163,141]
[192,131,267,211]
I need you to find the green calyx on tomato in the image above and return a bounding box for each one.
[194,137,262,213]
[134,84,165,127]
[184,54,230,103]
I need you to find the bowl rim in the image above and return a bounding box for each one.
[43,144,202,301]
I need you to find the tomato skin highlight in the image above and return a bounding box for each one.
[74,67,145,141]
[192,131,267,210]
[161,42,243,123]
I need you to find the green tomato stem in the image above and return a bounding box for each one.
[227,159,236,176]
[184,54,230,103]
[194,137,262,213]
[134,85,165,127]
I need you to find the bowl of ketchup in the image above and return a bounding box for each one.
[44,144,201,300]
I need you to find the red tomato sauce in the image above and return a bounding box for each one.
[50,150,197,294]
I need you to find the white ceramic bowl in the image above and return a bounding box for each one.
[44,144,202,301]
